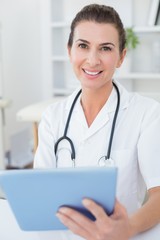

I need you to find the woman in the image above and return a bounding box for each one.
[34,4,160,240]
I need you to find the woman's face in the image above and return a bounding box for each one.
[68,21,126,91]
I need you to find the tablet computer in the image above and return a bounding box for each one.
[0,167,117,231]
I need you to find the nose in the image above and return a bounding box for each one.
[86,50,100,66]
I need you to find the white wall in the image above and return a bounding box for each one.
[63,0,133,26]
[0,0,159,163]
[0,0,134,164]
[0,0,43,152]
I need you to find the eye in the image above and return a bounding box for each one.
[101,46,112,51]
[78,43,88,49]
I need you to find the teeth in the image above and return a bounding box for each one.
[84,70,100,75]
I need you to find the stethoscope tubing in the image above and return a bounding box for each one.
[106,82,120,160]
[54,89,81,162]
[54,81,120,166]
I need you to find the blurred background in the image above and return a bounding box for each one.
[0,0,160,169]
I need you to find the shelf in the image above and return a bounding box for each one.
[51,56,69,61]
[43,0,160,99]
[53,88,73,96]
[53,89,160,100]
[134,26,160,33]
[115,72,160,79]
[51,22,70,28]
[138,92,160,99]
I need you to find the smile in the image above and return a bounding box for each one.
[83,69,102,76]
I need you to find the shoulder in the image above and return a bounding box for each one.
[116,82,160,130]
[44,98,67,117]
[117,82,160,113]
[130,92,160,117]
[41,88,81,123]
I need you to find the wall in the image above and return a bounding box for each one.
[0,0,43,157]
[0,0,159,166]
[63,0,133,26]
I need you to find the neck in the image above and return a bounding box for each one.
[81,82,113,127]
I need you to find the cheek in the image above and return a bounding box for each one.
[104,55,118,69]
[70,52,84,67]
[110,54,122,68]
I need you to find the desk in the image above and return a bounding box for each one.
[16,97,65,152]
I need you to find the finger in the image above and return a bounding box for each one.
[58,207,96,231]
[112,199,127,219]
[58,206,93,227]
[56,209,94,239]
[82,198,109,222]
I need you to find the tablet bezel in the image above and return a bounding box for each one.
[0,167,117,231]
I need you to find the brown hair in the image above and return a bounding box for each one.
[68,4,126,53]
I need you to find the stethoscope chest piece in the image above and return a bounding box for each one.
[98,156,115,167]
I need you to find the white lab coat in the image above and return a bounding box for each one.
[34,82,160,239]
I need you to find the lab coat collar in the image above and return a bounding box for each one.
[66,81,131,113]
[65,81,131,139]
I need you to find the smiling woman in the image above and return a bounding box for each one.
[34,4,160,240]
[68,21,125,102]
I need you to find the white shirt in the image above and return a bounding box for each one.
[34,82,160,239]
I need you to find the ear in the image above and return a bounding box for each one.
[116,48,127,68]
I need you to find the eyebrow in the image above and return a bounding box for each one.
[76,39,115,47]
[76,39,89,44]
[100,42,115,47]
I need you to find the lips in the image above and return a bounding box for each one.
[83,69,102,76]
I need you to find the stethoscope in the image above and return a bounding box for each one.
[54,81,120,167]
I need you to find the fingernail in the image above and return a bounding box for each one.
[56,212,60,218]
[58,207,68,214]
[56,213,64,223]
[82,198,90,206]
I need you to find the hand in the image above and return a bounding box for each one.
[56,198,131,240]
